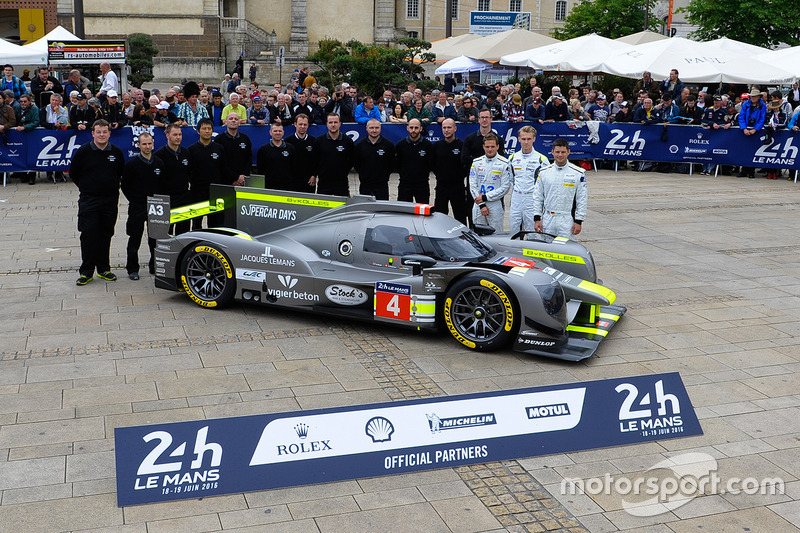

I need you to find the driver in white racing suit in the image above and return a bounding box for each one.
[469,133,511,233]
[533,138,587,239]
[509,125,550,233]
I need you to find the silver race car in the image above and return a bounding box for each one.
[148,186,625,361]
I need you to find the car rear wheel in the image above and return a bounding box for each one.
[180,242,235,308]
[443,273,518,350]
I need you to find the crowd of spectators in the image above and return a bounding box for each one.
[2,61,799,184]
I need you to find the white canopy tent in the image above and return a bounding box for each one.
[703,37,771,57]
[434,55,492,75]
[600,37,795,84]
[500,33,633,72]
[615,30,669,45]
[0,37,46,66]
[757,46,800,78]
[22,25,81,60]
[427,34,484,62]
[456,29,557,63]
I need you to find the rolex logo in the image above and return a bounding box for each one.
[294,423,309,439]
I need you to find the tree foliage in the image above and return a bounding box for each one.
[128,34,159,89]
[679,0,800,48]
[307,38,435,96]
[553,0,658,40]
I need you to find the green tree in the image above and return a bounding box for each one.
[307,38,435,96]
[553,0,658,40]
[679,0,800,48]
[128,34,159,88]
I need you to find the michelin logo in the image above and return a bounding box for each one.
[427,413,496,434]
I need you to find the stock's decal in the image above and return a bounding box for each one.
[115,372,701,506]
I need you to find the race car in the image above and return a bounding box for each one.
[148,186,625,361]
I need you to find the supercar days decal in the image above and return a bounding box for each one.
[114,372,702,506]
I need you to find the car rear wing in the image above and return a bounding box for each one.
[147,184,349,239]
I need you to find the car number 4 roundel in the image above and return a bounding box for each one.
[374,282,411,321]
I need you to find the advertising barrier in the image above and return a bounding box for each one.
[2,122,798,174]
[115,372,701,506]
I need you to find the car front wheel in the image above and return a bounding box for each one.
[443,273,518,350]
[180,242,236,308]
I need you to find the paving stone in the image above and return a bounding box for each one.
[144,512,222,533]
[666,506,800,532]
[315,501,450,533]
[0,493,122,532]
[0,417,104,448]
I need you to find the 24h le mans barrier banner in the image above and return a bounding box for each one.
[1,122,798,173]
[114,372,702,506]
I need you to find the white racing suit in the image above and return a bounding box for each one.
[469,154,512,233]
[533,162,587,238]
[508,149,550,233]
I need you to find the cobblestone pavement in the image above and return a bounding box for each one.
[2,168,800,532]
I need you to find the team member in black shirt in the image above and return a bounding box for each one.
[315,113,353,196]
[395,118,434,203]
[68,119,125,285]
[121,131,164,279]
[285,113,317,193]
[432,118,467,223]
[154,123,192,235]
[353,118,395,200]
[188,117,229,228]
[214,111,252,188]
[257,122,296,191]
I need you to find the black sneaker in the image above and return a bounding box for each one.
[128,272,140,280]
[97,271,117,281]
[76,275,93,286]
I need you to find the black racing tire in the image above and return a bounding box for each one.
[443,273,519,351]
[179,242,236,308]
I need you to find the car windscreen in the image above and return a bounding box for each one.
[423,231,496,262]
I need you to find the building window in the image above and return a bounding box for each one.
[408,31,419,38]
[478,0,491,11]
[555,0,567,21]
[451,0,460,20]
[510,0,521,11]
[407,0,420,19]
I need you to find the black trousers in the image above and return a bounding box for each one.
[434,185,468,223]
[78,195,118,276]
[125,202,155,274]
[397,182,430,204]
[359,182,389,201]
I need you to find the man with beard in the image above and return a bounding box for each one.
[395,118,434,203]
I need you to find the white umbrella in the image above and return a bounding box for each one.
[756,46,800,78]
[601,37,795,84]
[0,37,44,65]
[456,28,557,63]
[427,34,484,63]
[615,30,669,45]
[704,37,771,57]
[500,33,632,72]
[435,55,492,75]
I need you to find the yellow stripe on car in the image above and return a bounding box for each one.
[237,191,346,208]
[566,325,609,337]
[522,249,586,264]
[577,280,616,305]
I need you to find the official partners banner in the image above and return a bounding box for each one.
[115,372,701,507]
[3,122,797,173]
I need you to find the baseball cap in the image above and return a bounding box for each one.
[107,90,118,98]
[713,94,722,101]
[597,93,607,100]
[740,92,750,100]
[252,95,262,101]
[76,93,87,100]
[156,101,170,110]
[620,101,630,107]
[533,97,543,104]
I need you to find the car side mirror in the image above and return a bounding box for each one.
[472,224,495,236]
[401,255,437,275]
